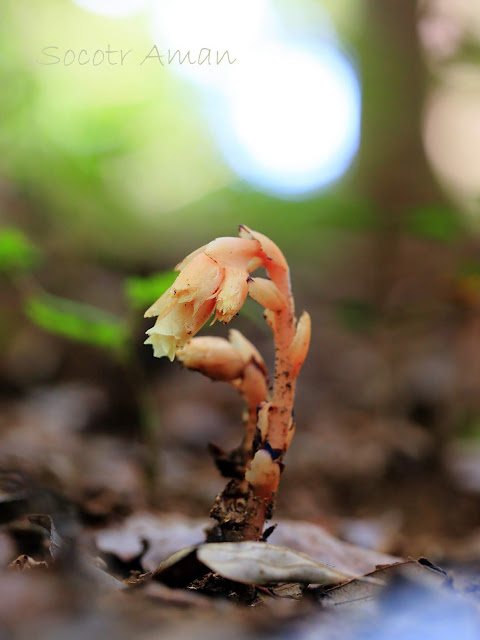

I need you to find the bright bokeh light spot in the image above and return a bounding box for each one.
[149,0,360,196]
[423,72,480,214]
[73,0,361,198]
[152,0,276,50]
[211,42,361,197]
[71,0,149,18]
[151,0,279,85]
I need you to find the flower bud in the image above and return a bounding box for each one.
[176,336,245,381]
[285,417,295,451]
[256,402,272,440]
[248,277,285,311]
[289,311,311,378]
[263,308,277,332]
[239,363,269,413]
[229,329,267,374]
[245,449,280,497]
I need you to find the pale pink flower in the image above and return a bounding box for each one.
[145,235,270,359]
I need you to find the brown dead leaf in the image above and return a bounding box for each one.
[0,531,15,565]
[96,516,400,581]
[318,558,448,610]
[139,581,216,608]
[262,582,304,599]
[95,513,206,571]
[152,546,207,589]
[28,514,63,560]
[8,554,48,571]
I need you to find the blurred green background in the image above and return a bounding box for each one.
[0,0,442,262]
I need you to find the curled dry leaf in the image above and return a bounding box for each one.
[8,555,48,571]
[196,542,377,586]
[28,514,63,560]
[154,545,198,575]
[138,581,217,609]
[152,546,208,589]
[319,558,448,610]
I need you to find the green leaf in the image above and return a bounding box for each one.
[336,299,378,334]
[0,227,40,273]
[458,260,480,278]
[458,411,480,441]
[407,206,463,243]
[125,271,176,310]
[25,294,127,351]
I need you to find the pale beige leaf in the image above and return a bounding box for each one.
[269,520,399,576]
[196,542,366,586]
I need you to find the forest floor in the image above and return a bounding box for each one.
[1,367,480,640]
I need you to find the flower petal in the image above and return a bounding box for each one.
[144,334,177,361]
[145,298,216,359]
[205,237,261,271]
[144,285,177,319]
[174,253,223,309]
[145,253,223,320]
[174,244,207,271]
[239,225,288,272]
[214,268,249,323]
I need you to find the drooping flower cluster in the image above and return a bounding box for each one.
[144,228,285,360]
[144,225,311,542]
